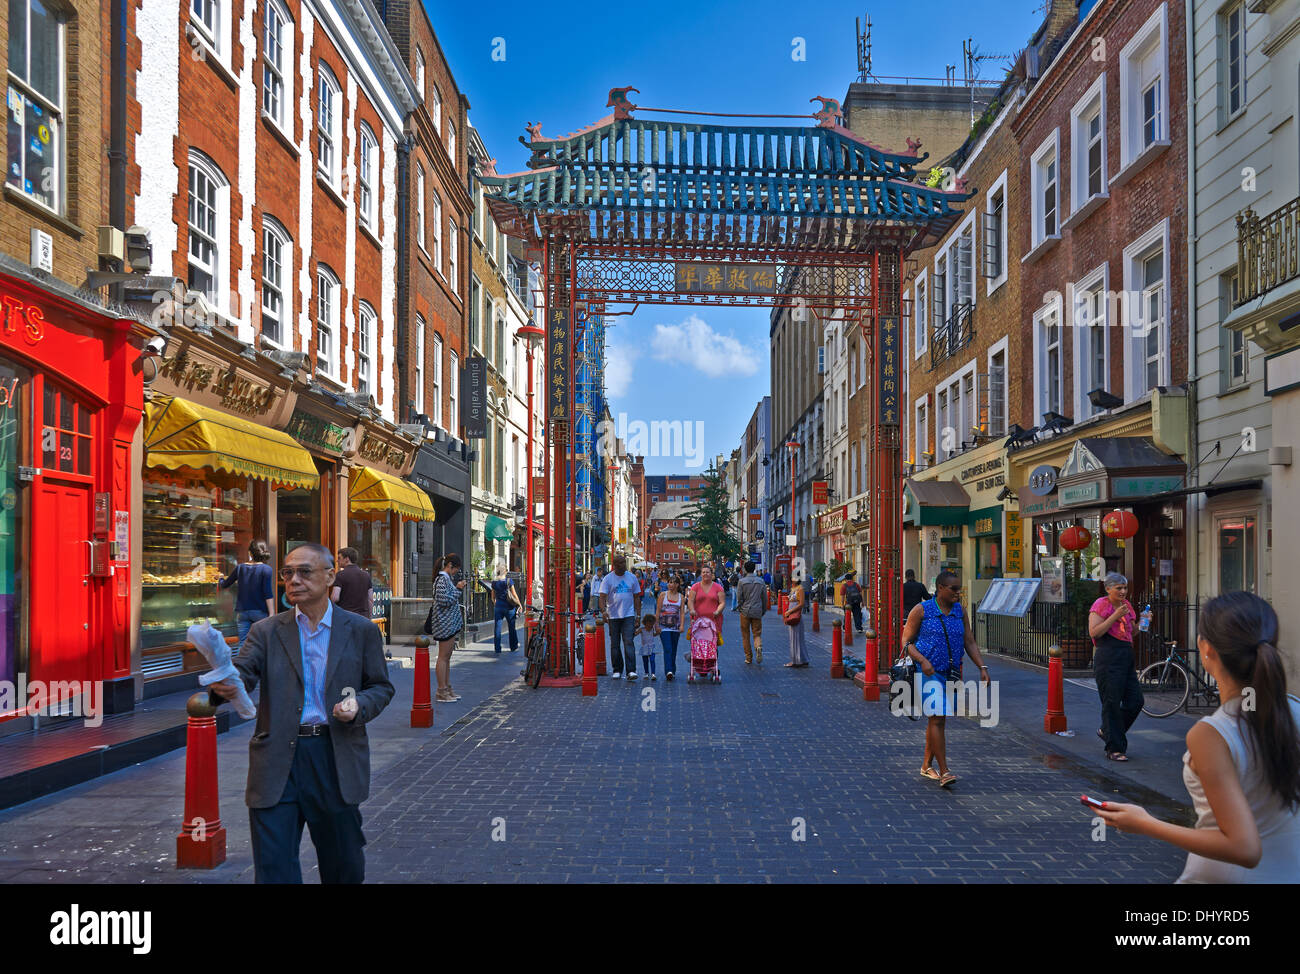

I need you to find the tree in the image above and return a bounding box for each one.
[683,463,744,566]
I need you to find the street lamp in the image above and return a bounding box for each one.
[786,441,799,581]
[517,323,544,603]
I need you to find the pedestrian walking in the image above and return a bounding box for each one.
[784,578,808,667]
[656,574,685,679]
[426,553,466,702]
[219,539,275,650]
[900,570,990,787]
[331,547,373,618]
[1094,591,1300,882]
[599,554,642,679]
[637,614,659,681]
[903,568,930,619]
[843,570,865,631]
[737,560,768,665]
[687,564,725,639]
[491,561,523,654]
[207,543,395,884]
[1089,572,1142,761]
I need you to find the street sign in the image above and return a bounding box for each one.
[772,517,786,532]
[812,480,828,505]
[749,506,762,519]
[755,530,765,540]
[785,534,797,547]
[751,551,762,565]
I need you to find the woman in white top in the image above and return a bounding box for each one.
[1096,592,1300,882]
[657,574,685,681]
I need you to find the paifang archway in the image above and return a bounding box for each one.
[481,89,969,687]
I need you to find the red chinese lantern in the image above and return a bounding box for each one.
[1101,509,1139,549]
[1059,525,1092,552]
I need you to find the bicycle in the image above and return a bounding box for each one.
[1138,632,1220,718]
[522,606,552,688]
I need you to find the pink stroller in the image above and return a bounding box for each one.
[687,617,720,683]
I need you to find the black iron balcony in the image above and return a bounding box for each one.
[1236,197,1300,306]
[929,302,974,372]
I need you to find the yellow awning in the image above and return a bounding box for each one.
[144,395,320,490]
[349,465,435,521]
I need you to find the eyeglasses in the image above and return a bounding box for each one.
[279,566,325,580]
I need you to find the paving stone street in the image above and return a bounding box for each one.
[0,610,1193,883]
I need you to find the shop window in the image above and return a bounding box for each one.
[349,515,391,589]
[6,0,65,212]
[1216,512,1257,594]
[0,356,30,691]
[41,380,91,475]
[976,537,1002,579]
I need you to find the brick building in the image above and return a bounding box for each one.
[645,500,698,569]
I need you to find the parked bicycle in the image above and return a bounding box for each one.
[522,605,553,688]
[1138,632,1220,717]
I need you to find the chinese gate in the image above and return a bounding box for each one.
[481,90,968,687]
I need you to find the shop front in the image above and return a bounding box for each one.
[347,421,430,605]
[408,437,471,599]
[904,478,969,592]
[818,503,848,575]
[0,266,144,721]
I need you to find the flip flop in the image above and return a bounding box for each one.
[939,771,959,787]
[920,767,941,781]
[1097,728,1105,742]
[1106,752,1129,762]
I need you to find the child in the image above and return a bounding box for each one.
[637,613,659,680]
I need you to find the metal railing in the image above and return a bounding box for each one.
[929,302,974,372]
[1236,197,1300,305]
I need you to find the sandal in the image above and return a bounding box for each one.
[1097,728,1105,742]
[920,767,941,781]
[1105,751,1129,762]
[939,771,959,787]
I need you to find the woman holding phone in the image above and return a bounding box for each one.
[427,553,466,702]
[1092,592,1300,882]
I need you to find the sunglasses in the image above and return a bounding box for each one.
[279,565,327,580]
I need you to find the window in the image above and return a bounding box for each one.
[936,388,949,463]
[1074,269,1110,419]
[358,125,377,230]
[431,83,442,134]
[494,421,504,496]
[261,217,290,345]
[415,164,426,251]
[1031,132,1059,245]
[316,265,339,377]
[261,0,291,131]
[949,221,974,309]
[42,381,92,475]
[1034,301,1063,422]
[447,122,456,162]
[915,398,929,466]
[470,277,481,349]
[8,0,65,212]
[317,66,341,185]
[356,302,376,395]
[932,254,947,334]
[1220,273,1248,389]
[494,313,504,370]
[432,189,443,269]
[449,349,458,434]
[414,314,425,415]
[431,332,443,428]
[414,47,425,97]
[188,151,228,308]
[1221,3,1246,121]
[988,347,1007,437]
[983,173,1007,289]
[1120,6,1169,167]
[1071,79,1106,203]
[1216,511,1257,593]
[448,218,458,294]
[190,0,229,61]
[1124,222,1169,401]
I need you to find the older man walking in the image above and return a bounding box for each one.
[209,542,394,884]
[598,554,642,679]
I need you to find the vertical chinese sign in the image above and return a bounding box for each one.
[878,315,899,428]
[1005,511,1023,575]
[548,304,570,424]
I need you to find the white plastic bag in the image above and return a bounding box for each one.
[188,622,257,719]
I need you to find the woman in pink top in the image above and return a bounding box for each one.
[1089,572,1142,761]
[687,564,724,632]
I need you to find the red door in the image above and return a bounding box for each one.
[29,478,93,691]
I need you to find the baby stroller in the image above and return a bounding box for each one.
[687,617,721,683]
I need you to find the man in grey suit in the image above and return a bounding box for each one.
[209,542,394,884]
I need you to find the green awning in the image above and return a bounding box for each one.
[485,514,513,541]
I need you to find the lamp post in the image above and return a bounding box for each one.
[607,458,619,562]
[517,323,545,607]
[786,441,799,582]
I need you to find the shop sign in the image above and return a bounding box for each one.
[818,505,847,535]
[1112,475,1183,499]
[674,262,778,295]
[463,355,488,438]
[1027,464,1058,496]
[878,315,900,426]
[812,480,828,505]
[958,455,1005,492]
[0,293,47,345]
[1060,479,1103,506]
[749,506,761,519]
[923,527,943,587]
[0,375,19,409]
[285,407,353,454]
[155,353,277,416]
[358,433,409,470]
[1006,512,1023,575]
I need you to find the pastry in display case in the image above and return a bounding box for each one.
[140,469,255,650]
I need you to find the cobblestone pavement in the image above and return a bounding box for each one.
[0,609,1191,883]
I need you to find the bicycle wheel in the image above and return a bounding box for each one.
[1138,660,1189,717]
[524,634,546,688]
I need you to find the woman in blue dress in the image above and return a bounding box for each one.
[899,570,991,787]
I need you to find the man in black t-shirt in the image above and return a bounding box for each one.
[903,568,931,619]
[332,547,373,617]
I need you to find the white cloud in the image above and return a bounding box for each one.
[604,344,639,398]
[649,315,760,378]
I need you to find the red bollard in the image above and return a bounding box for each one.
[844,609,853,646]
[177,692,227,869]
[582,624,598,697]
[812,600,820,632]
[861,629,879,701]
[779,593,788,616]
[1044,644,1067,732]
[830,621,843,678]
[596,623,608,676]
[411,635,434,728]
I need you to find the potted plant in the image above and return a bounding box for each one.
[1057,572,1100,668]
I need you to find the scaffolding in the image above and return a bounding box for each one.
[573,299,607,573]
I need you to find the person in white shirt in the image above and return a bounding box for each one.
[598,554,642,679]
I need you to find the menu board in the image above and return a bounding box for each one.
[976,577,1042,618]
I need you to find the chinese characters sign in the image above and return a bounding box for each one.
[878,315,899,427]
[812,480,828,505]
[674,263,779,295]
[548,305,570,423]
[1006,512,1023,575]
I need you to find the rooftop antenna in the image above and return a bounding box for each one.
[963,37,1014,123]
[856,14,874,82]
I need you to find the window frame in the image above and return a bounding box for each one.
[316,264,340,378]
[414,313,426,416]
[1070,75,1107,207]
[448,218,459,295]
[986,336,1009,439]
[1072,263,1112,421]
[6,0,67,213]
[984,169,1008,294]
[260,216,291,348]
[187,150,229,313]
[431,331,443,428]
[358,123,378,231]
[449,349,459,435]
[1219,1,1246,125]
[1118,4,1170,169]
[316,65,342,187]
[1122,219,1171,403]
[1030,130,1061,247]
[261,0,292,134]
[1032,298,1064,424]
[414,46,426,98]
[432,187,443,272]
[415,163,426,253]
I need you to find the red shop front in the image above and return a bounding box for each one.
[0,270,144,723]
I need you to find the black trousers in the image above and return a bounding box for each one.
[1093,637,1144,755]
[249,734,366,884]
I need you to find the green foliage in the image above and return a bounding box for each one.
[925,167,945,188]
[829,557,855,580]
[1060,560,1100,640]
[812,561,828,582]
[683,463,744,565]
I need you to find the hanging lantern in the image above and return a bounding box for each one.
[1101,509,1140,549]
[1059,525,1092,552]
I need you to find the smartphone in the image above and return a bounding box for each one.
[1080,794,1108,810]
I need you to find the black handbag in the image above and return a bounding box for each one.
[889,654,920,721]
[936,605,963,684]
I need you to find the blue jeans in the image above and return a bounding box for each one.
[607,616,637,673]
[493,605,518,653]
[236,609,268,652]
[659,630,681,674]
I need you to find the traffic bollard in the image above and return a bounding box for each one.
[830,621,843,678]
[176,692,227,869]
[596,623,608,676]
[812,600,820,632]
[582,621,598,697]
[861,629,879,701]
[1044,645,1067,733]
[779,593,788,616]
[844,608,853,646]
[411,635,434,728]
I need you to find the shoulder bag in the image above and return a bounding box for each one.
[936,602,963,684]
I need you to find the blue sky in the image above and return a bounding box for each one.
[424,0,1044,472]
